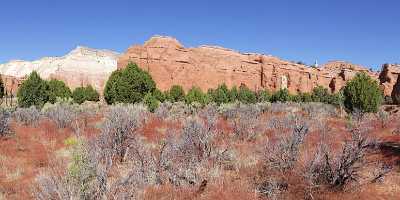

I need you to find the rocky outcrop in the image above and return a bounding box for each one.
[118,35,378,94]
[392,75,400,104]
[379,64,400,96]
[322,61,379,93]
[0,47,119,94]
[378,63,400,103]
[1,36,395,98]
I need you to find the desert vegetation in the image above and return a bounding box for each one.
[1,63,399,199]
[0,101,397,199]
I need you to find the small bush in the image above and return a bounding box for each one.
[271,89,291,102]
[185,86,207,105]
[329,91,345,107]
[238,85,257,104]
[168,85,185,102]
[229,86,239,102]
[47,79,72,104]
[101,104,146,162]
[290,94,302,102]
[299,92,312,103]
[0,109,12,136]
[306,130,371,189]
[13,106,41,126]
[45,103,77,128]
[257,90,271,102]
[230,105,263,141]
[343,72,383,113]
[72,85,99,104]
[104,63,156,104]
[143,93,159,112]
[311,86,331,103]
[17,71,49,108]
[209,84,230,105]
[264,119,309,171]
[153,89,166,103]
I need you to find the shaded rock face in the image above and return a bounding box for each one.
[118,36,378,94]
[380,64,400,103]
[392,75,400,104]
[0,47,119,94]
[380,64,400,96]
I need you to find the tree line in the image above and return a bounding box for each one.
[11,63,384,113]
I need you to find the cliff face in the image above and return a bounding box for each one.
[118,36,378,94]
[379,64,400,96]
[0,46,119,94]
[1,36,395,98]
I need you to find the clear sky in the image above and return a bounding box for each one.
[0,0,398,70]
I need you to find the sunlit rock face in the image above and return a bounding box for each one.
[1,36,393,97]
[0,46,119,94]
[118,35,378,94]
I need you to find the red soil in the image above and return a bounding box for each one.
[1,112,400,199]
[0,115,101,199]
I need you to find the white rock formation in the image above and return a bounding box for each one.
[0,46,119,93]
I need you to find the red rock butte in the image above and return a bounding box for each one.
[118,35,400,96]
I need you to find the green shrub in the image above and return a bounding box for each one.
[209,84,230,105]
[291,94,302,102]
[238,85,257,104]
[311,86,331,103]
[229,86,239,102]
[271,88,291,102]
[72,85,100,104]
[257,90,271,102]
[17,71,49,108]
[104,63,156,104]
[329,91,345,107]
[343,72,383,113]
[47,79,72,103]
[143,93,159,112]
[103,70,123,104]
[153,89,166,103]
[168,85,185,102]
[299,92,312,102]
[185,86,207,105]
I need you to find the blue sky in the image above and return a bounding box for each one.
[0,0,398,69]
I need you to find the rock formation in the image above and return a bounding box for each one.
[118,35,378,94]
[1,35,395,99]
[379,63,400,96]
[0,46,119,94]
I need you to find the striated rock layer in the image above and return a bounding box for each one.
[118,35,379,94]
[0,46,119,94]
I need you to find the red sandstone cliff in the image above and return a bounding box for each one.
[118,36,379,94]
[1,36,397,99]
